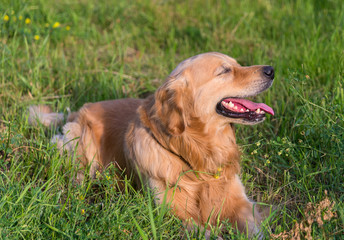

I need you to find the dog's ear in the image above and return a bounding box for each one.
[155,79,186,136]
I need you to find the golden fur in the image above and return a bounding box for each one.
[32,52,275,237]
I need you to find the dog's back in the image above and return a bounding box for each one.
[82,99,143,174]
[30,99,143,182]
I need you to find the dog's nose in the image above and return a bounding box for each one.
[263,66,274,80]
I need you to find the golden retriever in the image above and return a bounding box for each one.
[29,52,275,238]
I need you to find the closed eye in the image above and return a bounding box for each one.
[218,67,231,75]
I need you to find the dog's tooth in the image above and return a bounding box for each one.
[240,108,244,112]
[256,108,261,113]
[234,106,238,110]
[261,110,265,114]
[246,109,250,112]
[229,101,234,107]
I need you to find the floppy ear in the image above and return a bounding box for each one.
[155,79,186,136]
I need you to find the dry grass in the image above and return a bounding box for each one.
[271,191,338,240]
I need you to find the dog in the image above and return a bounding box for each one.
[29,52,275,238]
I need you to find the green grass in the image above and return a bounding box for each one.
[1,0,343,239]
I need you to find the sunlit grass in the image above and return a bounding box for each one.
[1,0,343,239]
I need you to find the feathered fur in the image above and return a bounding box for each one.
[29,52,274,238]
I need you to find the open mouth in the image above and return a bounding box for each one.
[216,97,274,122]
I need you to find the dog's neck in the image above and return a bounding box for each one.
[139,96,241,177]
[169,117,241,176]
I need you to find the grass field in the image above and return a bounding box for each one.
[1,0,343,239]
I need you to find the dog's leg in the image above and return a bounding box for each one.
[28,104,102,182]
[52,113,101,183]
[236,201,263,238]
[149,177,201,218]
[150,177,228,240]
[223,176,263,238]
[148,172,264,239]
[196,175,263,238]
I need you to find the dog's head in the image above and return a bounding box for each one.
[154,52,275,135]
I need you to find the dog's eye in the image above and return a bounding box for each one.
[219,67,231,75]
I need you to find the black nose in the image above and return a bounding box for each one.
[263,66,274,80]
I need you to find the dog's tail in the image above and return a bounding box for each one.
[28,105,65,128]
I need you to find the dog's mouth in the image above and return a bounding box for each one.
[216,97,274,123]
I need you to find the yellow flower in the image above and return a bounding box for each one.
[81,209,85,215]
[217,167,223,172]
[278,151,282,156]
[25,18,31,24]
[66,25,71,31]
[19,15,23,20]
[4,15,9,22]
[256,141,261,147]
[106,175,110,180]
[34,35,40,40]
[79,195,84,200]
[52,22,60,28]
[266,159,271,164]
[214,174,219,179]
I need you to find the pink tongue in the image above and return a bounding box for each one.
[224,98,274,115]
